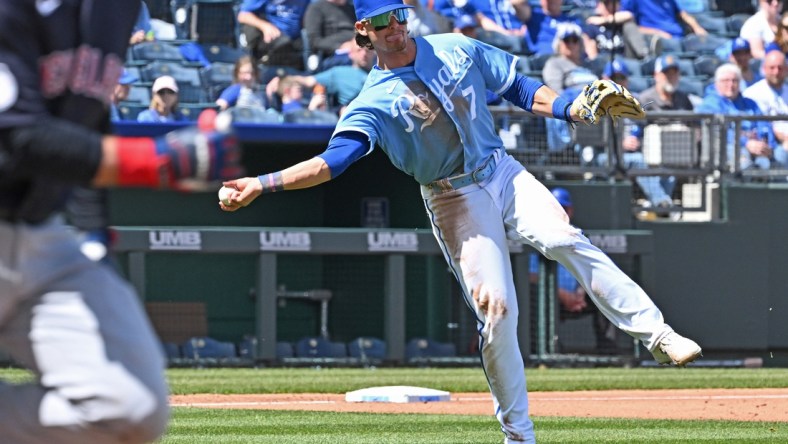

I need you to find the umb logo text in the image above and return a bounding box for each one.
[588,234,627,254]
[260,231,311,251]
[367,232,419,252]
[149,231,202,250]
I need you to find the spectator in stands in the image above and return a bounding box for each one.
[529,188,619,355]
[404,0,452,37]
[110,69,139,122]
[429,0,478,25]
[137,75,185,123]
[454,13,479,38]
[743,50,788,160]
[302,0,357,67]
[765,11,788,55]
[215,55,270,111]
[130,1,155,45]
[270,77,327,115]
[584,0,651,59]
[597,59,676,210]
[543,23,591,93]
[472,0,528,54]
[620,0,707,40]
[519,0,599,58]
[696,64,779,170]
[639,55,694,111]
[268,44,375,115]
[740,0,782,60]
[731,38,763,89]
[238,0,310,69]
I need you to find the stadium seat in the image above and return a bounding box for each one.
[182,336,237,360]
[693,54,723,78]
[405,338,457,360]
[678,77,705,97]
[625,76,651,93]
[179,103,217,120]
[118,103,149,121]
[347,337,387,359]
[125,85,151,104]
[695,14,730,37]
[283,109,339,125]
[682,34,729,55]
[177,84,212,103]
[713,0,755,16]
[230,107,283,124]
[583,57,607,77]
[726,14,750,35]
[294,337,348,358]
[131,41,185,63]
[527,53,551,72]
[203,44,246,64]
[142,60,203,86]
[238,336,294,359]
[201,62,235,89]
[655,36,683,55]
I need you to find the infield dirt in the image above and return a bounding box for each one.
[171,388,788,421]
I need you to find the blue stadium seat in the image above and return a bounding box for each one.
[131,41,186,63]
[693,54,722,78]
[201,62,235,89]
[181,336,237,359]
[203,44,246,64]
[405,338,457,360]
[283,109,339,125]
[117,103,149,121]
[238,336,294,359]
[160,342,182,360]
[682,34,729,55]
[726,14,749,34]
[142,61,203,86]
[230,107,283,124]
[178,103,217,121]
[294,337,348,358]
[626,76,652,94]
[678,77,705,97]
[125,85,151,104]
[347,337,387,359]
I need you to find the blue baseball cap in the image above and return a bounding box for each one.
[118,68,138,85]
[552,188,573,208]
[604,59,630,78]
[654,55,679,73]
[731,37,751,54]
[354,0,414,22]
[455,14,477,29]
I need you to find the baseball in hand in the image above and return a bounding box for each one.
[218,186,235,205]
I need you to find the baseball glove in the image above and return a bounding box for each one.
[571,79,646,125]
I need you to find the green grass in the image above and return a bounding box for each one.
[4,367,788,443]
[163,367,788,394]
[162,409,788,443]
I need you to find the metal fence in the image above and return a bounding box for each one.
[491,107,788,220]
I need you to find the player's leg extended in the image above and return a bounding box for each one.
[423,183,534,444]
[499,156,671,351]
[0,219,169,444]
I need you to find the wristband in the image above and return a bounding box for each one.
[116,137,170,187]
[258,172,285,194]
[552,96,573,122]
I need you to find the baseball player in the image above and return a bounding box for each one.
[0,1,240,443]
[220,0,702,442]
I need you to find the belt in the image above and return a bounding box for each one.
[425,155,498,193]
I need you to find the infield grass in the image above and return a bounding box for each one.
[161,409,788,443]
[3,367,787,442]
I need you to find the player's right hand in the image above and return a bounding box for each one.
[219,177,262,211]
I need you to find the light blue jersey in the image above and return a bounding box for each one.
[333,34,518,185]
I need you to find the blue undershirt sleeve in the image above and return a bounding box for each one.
[501,74,545,113]
[317,131,371,178]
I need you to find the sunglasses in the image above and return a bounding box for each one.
[365,8,409,31]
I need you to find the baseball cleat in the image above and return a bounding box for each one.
[651,332,702,366]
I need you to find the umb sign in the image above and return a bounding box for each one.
[148,230,202,250]
[260,231,312,251]
[587,234,627,254]
[367,232,419,252]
